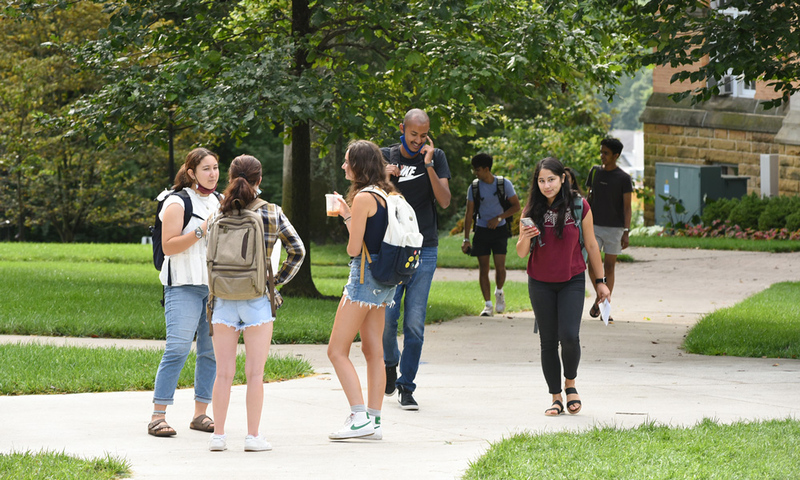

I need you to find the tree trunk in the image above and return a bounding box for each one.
[15,169,25,242]
[279,122,323,298]
[279,0,324,298]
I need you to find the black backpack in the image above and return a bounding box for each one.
[150,189,220,271]
[471,175,513,235]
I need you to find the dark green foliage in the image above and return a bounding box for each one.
[786,210,800,232]
[701,197,737,226]
[758,195,800,231]
[727,193,767,230]
[619,0,800,109]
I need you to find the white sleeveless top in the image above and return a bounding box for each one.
[158,188,221,286]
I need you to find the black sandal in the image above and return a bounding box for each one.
[565,387,582,414]
[545,400,564,416]
[589,303,600,318]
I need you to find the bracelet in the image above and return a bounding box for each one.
[343,216,351,223]
[424,162,434,169]
[623,228,629,232]
[462,238,469,243]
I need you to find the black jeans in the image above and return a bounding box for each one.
[527,272,585,394]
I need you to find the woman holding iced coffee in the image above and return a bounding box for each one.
[516,157,609,416]
[326,140,396,441]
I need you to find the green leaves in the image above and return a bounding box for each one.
[627,0,800,109]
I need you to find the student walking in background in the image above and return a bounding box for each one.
[517,157,609,416]
[206,155,305,452]
[382,108,451,410]
[584,137,632,323]
[462,153,520,317]
[327,140,397,440]
[149,147,220,438]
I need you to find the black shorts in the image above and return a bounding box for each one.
[470,225,509,257]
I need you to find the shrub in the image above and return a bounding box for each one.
[786,210,800,232]
[701,197,738,226]
[759,196,800,231]
[727,193,767,230]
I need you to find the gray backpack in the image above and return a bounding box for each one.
[206,199,276,304]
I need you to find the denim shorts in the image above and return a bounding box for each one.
[593,225,625,255]
[343,256,397,308]
[212,295,274,332]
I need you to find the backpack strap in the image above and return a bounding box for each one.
[358,186,384,284]
[470,179,480,232]
[359,244,373,284]
[573,197,588,263]
[496,175,505,200]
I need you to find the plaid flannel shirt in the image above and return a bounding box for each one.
[262,203,306,286]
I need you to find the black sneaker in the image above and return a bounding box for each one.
[397,386,419,410]
[385,365,397,396]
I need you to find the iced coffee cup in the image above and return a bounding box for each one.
[325,194,343,217]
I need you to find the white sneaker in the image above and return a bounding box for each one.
[365,415,382,440]
[480,305,493,317]
[495,291,506,313]
[328,411,375,440]
[208,434,227,452]
[244,434,272,452]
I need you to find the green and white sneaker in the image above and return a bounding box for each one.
[365,415,382,440]
[328,411,375,440]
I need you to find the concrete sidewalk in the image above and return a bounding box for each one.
[2,247,799,479]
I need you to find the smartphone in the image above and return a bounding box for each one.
[520,217,535,228]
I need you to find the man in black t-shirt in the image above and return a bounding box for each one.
[585,137,632,323]
[381,109,451,411]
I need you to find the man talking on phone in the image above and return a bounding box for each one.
[382,108,451,410]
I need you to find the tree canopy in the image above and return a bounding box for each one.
[7,0,639,294]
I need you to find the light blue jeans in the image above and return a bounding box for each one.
[383,246,437,393]
[153,285,216,405]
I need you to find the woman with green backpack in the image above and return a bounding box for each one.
[205,154,305,452]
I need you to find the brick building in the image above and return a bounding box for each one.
[638,45,800,225]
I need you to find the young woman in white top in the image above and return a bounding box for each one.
[207,155,306,452]
[148,147,220,437]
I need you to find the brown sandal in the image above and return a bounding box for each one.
[148,418,177,437]
[190,414,215,432]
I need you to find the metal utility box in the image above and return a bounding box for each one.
[654,163,748,226]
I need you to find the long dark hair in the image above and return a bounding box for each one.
[220,155,262,214]
[345,140,395,204]
[172,147,218,190]
[522,157,578,239]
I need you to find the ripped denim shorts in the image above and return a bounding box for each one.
[212,295,274,332]
[343,256,397,308]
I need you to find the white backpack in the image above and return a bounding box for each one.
[359,186,424,286]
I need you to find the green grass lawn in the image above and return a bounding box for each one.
[0,450,130,480]
[0,240,532,342]
[0,343,313,395]
[630,234,800,252]
[683,281,800,359]
[464,418,800,479]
